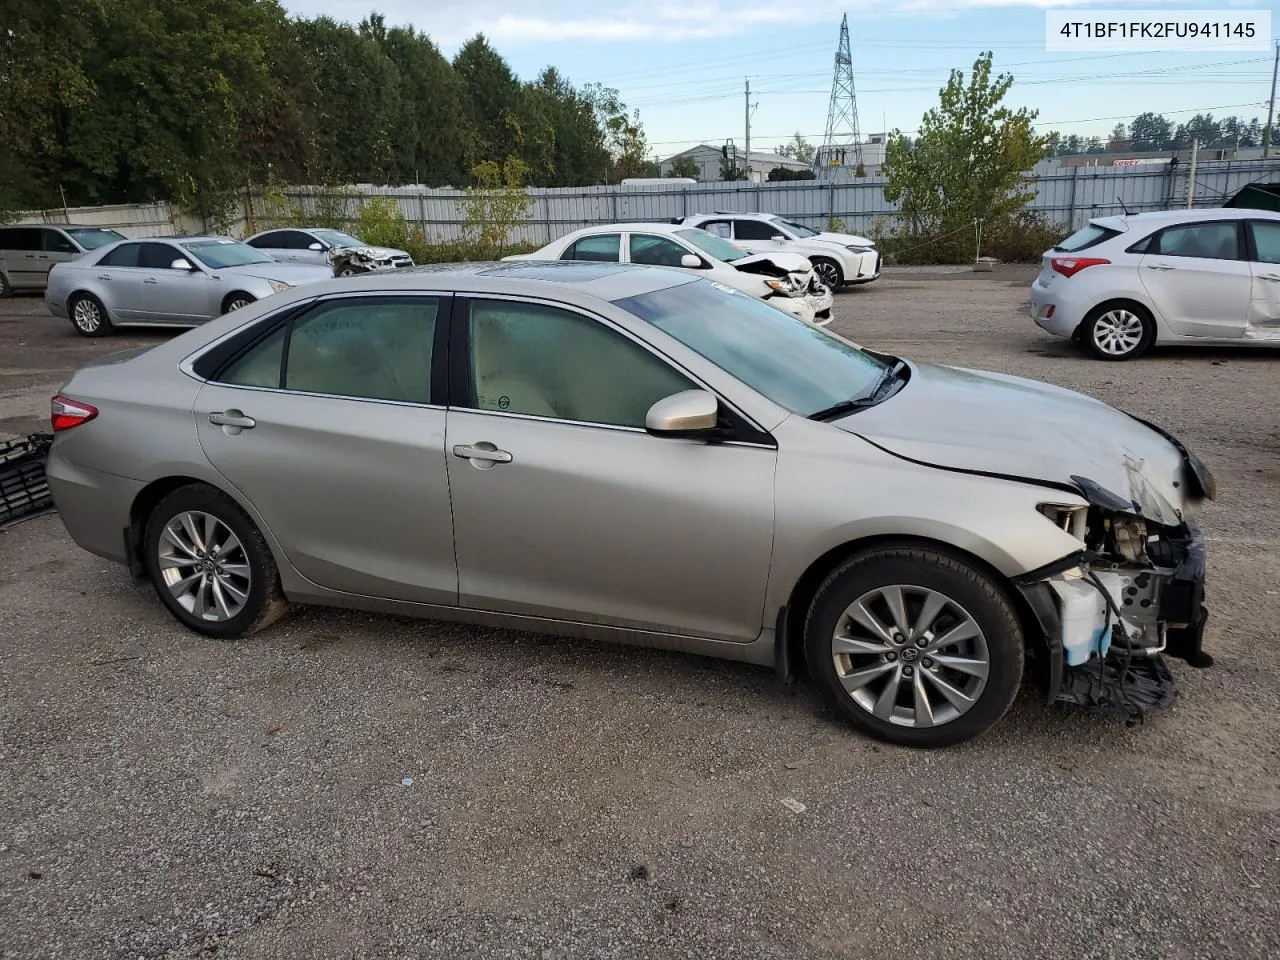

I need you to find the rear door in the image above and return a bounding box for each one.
[93,242,149,319]
[1244,220,1280,335]
[1138,220,1250,337]
[0,227,45,289]
[192,293,456,604]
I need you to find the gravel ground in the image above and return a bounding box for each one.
[2,268,1278,959]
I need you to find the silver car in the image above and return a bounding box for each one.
[45,263,1214,746]
[45,236,334,336]
[244,227,415,274]
[0,224,125,295]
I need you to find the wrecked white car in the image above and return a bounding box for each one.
[244,228,415,277]
[504,223,834,325]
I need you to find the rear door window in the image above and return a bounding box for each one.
[98,243,143,267]
[562,234,621,262]
[0,227,43,252]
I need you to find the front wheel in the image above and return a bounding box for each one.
[143,484,288,639]
[222,293,255,314]
[811,258,843,291]
[1083,303,1154,360]
[803,546,1024,747]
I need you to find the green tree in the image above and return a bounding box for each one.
[777,132,815,164]
[884,51,1048,244]
[453,35,522,168]
[1129,112,1172,151]
[378,24,468,186]
[461,156,533,258]
[585,84,653,181]
[666,155,700,178]
[1107,123,1130,152]
[719,158,747,181]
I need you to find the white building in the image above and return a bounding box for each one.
[657,144,812,183]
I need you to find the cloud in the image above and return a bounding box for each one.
[281,0,1261,47]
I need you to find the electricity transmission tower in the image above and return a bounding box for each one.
[814,13,863,179]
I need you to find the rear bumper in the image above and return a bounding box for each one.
[1030,276,1088,337]
[45,445,141,565]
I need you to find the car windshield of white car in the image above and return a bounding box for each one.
[615,279,884,417]
[775,218,817,238]
[313,230,364,249]
[66,228,125,250]
[676,229,748,262]
[182,240,276,268]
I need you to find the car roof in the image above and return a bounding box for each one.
[1097,207,1280,229]
[575,222,695,235]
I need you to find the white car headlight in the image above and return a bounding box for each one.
[846,244,873,253]
[267,279,292,294]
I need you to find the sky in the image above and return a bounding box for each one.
[280,0,1279,159]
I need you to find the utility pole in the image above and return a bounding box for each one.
[1263,41,1280,158]
[1186,138,1199,208]
[744,78,751,183]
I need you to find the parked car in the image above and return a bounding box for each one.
[45,262,1213,747]
[681,212,880,291]
[0,224,126,296]
[45,236,333,337]
[244,227,415,275]
[1031,208,1280,360]
[504,223,833,325]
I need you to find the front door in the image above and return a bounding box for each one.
[193,294,456,604]
[139,242,217,322]
[1138,220,1251,337]
[445,296,777,642]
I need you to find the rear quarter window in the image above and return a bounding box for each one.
[1055,224,1120,252]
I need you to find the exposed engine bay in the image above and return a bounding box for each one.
[330,247,396,276]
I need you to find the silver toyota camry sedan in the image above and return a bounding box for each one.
[45,262,1214,746]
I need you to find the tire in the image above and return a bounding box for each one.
[803,546,1024,748]
[811,258,844,291]
[222,293,255,314]
[1082,302,1155,361]
[143,483,288,639]
[68,293,112,338]
[0,271,12,298]
[336,266,359,278]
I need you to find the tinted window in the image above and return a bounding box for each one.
[1128,234,1154,255]
[42,230,78,254]
[617,280,884,417]
[139,242,189,269]
[220,325,288,388]
[1056,224,1120,252]
[1156,222,1239,260]
[1248,221,1280,264]
[734,219,780,241]
[0,227,42,251]
[286,298,437,403]
[246,231,285,249]
[99,243,142,267]
[629,234,689,267]
[563,234,620,262]
[466,299,693,427]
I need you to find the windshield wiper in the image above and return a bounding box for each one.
[809,359,907,421]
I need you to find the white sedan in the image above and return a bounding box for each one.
[504,223,833,325]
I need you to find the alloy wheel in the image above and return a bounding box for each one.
[1091,309,1145,356]
[157,511,252,622]
[226,297,252,312]
[73,298,102,333]
[812,261,841,291]
[830,585,990,728]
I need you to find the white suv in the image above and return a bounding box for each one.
[681,213,880,291]
[1030,207,1280,360]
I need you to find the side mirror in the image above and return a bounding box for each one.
[308,242,324,251]
[680,253,702,269]
[771,235,786,242]
[645,389,720,439]
[170,259,194,271]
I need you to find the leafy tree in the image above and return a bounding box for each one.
[883,52,1048,242]
[461,156,533,258]
[766,167,816,181]
[1129,112,1172,151]
[719,158,747,181]
[1059,133,1084,155]
[1176,113,1222,149]
[585,84,653,180]
[1107,123,1130,153]
[777,132,815,164]
[666,155,700,178]
[452,34,522,168]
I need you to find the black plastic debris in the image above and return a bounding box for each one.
[1055,652,1176,717]
[0,434,55,527]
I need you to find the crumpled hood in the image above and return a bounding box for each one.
[813,230,874,248]
[733,251,812,275]
[334,244,409,260]
[218,262,335,285]
[833,362,1194,525]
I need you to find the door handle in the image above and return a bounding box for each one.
[97,274,111,281]
[143,277,160,284]
[1259,273,1280,282]
[452,443,512,464]
[1145,263,1177,271]
[209,411,256,429]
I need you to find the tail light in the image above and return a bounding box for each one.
[51,395,98,432]
[1051,256,1110,278]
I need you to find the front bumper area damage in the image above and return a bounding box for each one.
[1016,495,1211,718]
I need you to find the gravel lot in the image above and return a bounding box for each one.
[2,267,1278,959]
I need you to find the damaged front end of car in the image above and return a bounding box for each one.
[1014,446,1214,718]
[330,246,396,276]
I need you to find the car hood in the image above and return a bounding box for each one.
[813,230,875,248]
[732,251,812,274]
[217,263,334,284]
[831,362,1194,525]
[333,244,410,260]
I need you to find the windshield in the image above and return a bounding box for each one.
[312,229,365,249]
[615,280,886,416]
[774,217,818,238]
[676,229,749,263]
[182,240,275,268]
[65,227,125,250]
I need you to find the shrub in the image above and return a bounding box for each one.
[875,211,1068,265]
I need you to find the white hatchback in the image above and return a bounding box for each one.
[1030,207,1280,360]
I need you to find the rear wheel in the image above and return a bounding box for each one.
[811,258,843,291]
[803,546,1024,747]
[1083,303,1154,360]
[0,271,12,298]
[69,293,112,337]
[143,484,288,639]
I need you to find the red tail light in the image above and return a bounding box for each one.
[51,395,98,432]
[1051,256,1110,278]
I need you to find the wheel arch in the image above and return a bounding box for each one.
[221,290,256,314]
[1079,296,1160,341]
[778,534,1046,684]
[68,288,113,319]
